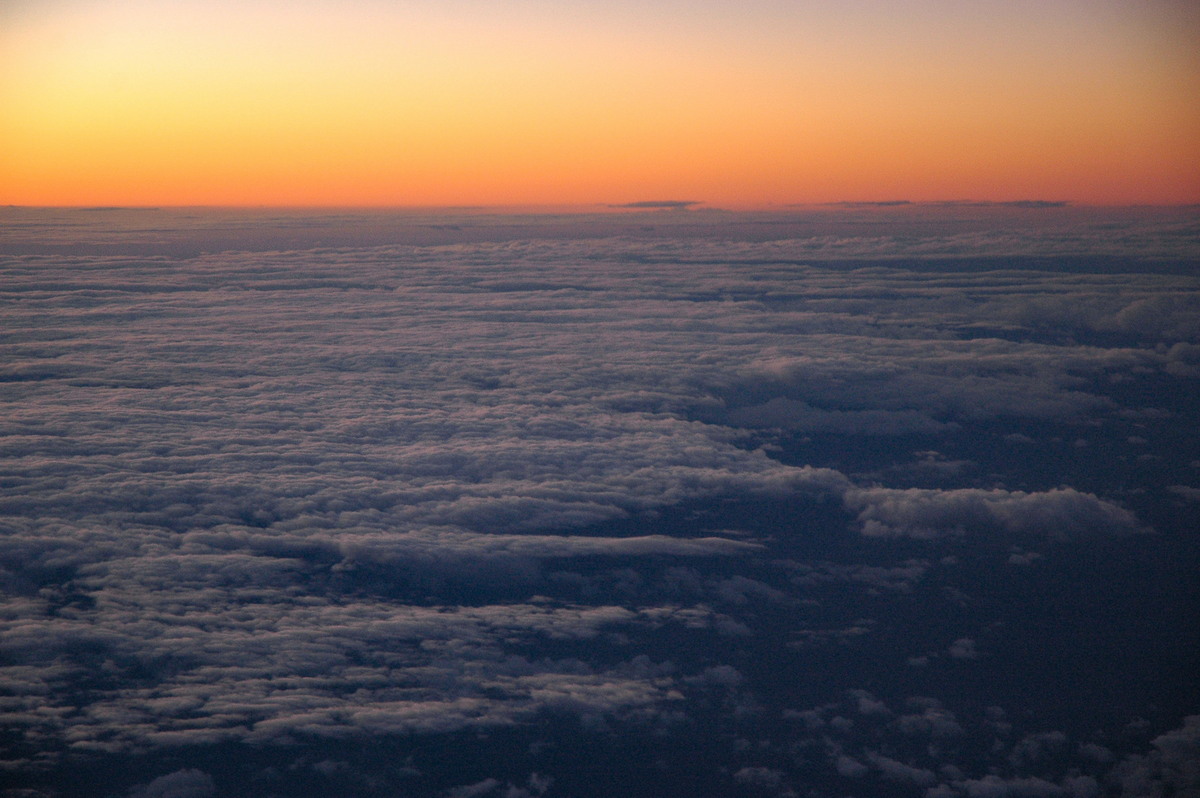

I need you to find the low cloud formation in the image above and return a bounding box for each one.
[1110,716,1200,797]
[0,207,1195,796]
[726,397,956,435]
[128,770,216,798]
[843,487,1144,540]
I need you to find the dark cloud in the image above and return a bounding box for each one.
[725,397,956,435]
[1109,716,1200,797]
[823,200,913,207]
[608,201,701,210]
[930,200,1071,209]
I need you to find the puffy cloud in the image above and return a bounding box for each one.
[1168,485,1200,503]
[895,702,964,738]
[954,775,1065,797]
[446,779,501,798]
[1111,294,1200,341]
[1110,715,1200,797]
[863,751,936,786]
[850,689,890,716]
[786,560,929,592]
[0,590,714,753]
[733,766,787,791]
[1009,732,1068,769]
[725,397,955,435]
[835,755,870,778]
[335,530,760,567]
[948,638,979,660]
[1061,775,1099,798]
[843,487,1144,540]
[127,770,215,798]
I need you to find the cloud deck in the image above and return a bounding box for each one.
[1,206,1197,797]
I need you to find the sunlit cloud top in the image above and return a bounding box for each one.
[2,0,1198,206]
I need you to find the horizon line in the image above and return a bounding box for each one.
[4,200,1199,213]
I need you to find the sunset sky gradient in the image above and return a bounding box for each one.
[2,0,1198,207]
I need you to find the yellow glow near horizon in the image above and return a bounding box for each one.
[2,0,1198,206]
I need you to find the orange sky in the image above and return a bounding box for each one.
[2,0,1198,207]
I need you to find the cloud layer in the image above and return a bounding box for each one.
[0,207,1196,796]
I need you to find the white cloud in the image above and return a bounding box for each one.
[843,487,1144,540]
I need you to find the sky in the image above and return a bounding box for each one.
[2,0,1199,206]
[0,204,1198,797]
